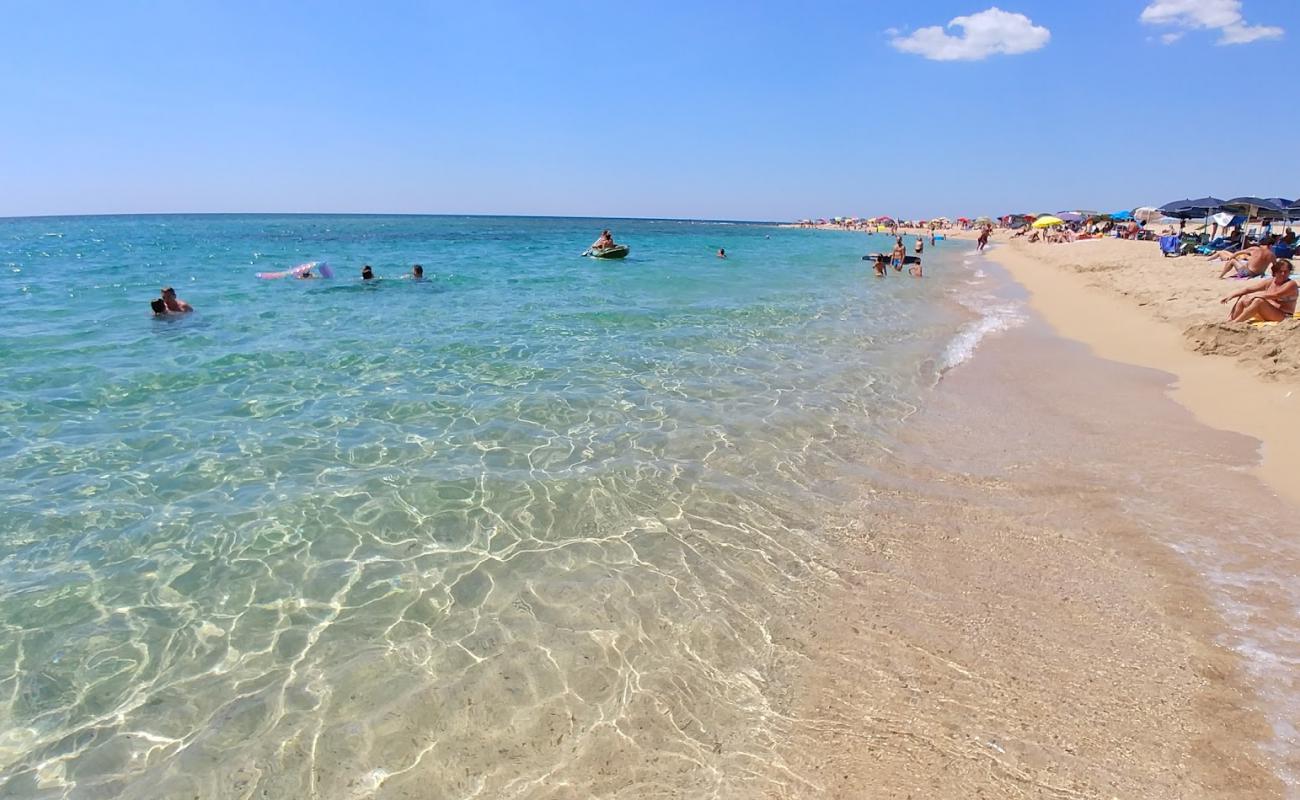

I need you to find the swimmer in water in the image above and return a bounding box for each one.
[297,267,316,279]
[160,286,192,313]
[914,236,924,254]
[909,258,924,278]
[150,298,168,315]
[411,264,424,279]
[872,254,888,278]
[890,238,906,271]
[361,265,374,281]
[717,248,727,259]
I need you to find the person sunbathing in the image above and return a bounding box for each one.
[1217,244,1276,279]
[1221,260,1296,322]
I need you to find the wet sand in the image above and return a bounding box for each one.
[978,234,1300,507]
[781,296,1294,797]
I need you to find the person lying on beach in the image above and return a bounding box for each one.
[1222,260,1296,322]
[1217,245,1275,279]
[159,287,192,313]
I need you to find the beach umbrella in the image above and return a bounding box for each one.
[975,216,992,225]
[1032,215,1064,228]
[1110,210,1133,221]
[1055,211,1084,223]
[1223,197,1286,219]
[1134,206,1170,222]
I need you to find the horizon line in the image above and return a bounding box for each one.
[0,211,788,225]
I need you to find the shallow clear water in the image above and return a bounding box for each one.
[0,216,975,797]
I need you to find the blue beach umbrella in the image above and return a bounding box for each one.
[1110,210,1134,221]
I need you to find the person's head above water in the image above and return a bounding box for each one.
[361,265,374,280]
[151,298,167,315]
[161,286,175,298]
[412,264,423,278]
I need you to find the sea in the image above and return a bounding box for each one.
[6,215,1293,798]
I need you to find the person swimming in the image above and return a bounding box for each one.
[717,248,726,259]
[914,236,924,254]
[159,286,192,313]
[361,265,375,281]
[150,298,168,315]
[411,264,424,279]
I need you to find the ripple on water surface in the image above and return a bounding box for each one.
[0,215,975,797]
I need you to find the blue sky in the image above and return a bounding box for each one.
[1,1,1294,220]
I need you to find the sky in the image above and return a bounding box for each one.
[1,0,1295,220]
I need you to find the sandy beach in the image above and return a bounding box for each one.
[976,233,1300,505]
[775,227,1300,798]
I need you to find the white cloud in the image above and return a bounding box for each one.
[889,7,1050,61]
[1140,0,1283,45]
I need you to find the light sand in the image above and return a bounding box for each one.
[972,233,1300,506]
[785,317,1289,798]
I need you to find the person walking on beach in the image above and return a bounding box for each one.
[1222,260,1296,322]
[976,226,991,252]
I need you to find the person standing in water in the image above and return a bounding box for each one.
[914,236,924,254]
[890,237,906,271]
[361,265,375,280]
[977,226,991,252]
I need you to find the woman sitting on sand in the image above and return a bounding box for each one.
[1221,260,1296,323]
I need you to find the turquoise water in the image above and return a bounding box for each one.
[0,215,976,797]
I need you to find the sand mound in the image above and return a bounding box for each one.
[1185,320,1300,381]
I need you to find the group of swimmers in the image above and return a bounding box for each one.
[869,236,926,279]
[150,264,428,315]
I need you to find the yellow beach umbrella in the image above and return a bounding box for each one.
[1032,215,1064,228]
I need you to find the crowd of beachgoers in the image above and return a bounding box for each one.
[799,197,1300,326]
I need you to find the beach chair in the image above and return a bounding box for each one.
[1159,235,1181,257]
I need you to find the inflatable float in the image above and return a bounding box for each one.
[257,261,333,280]
[863,253,921,265]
